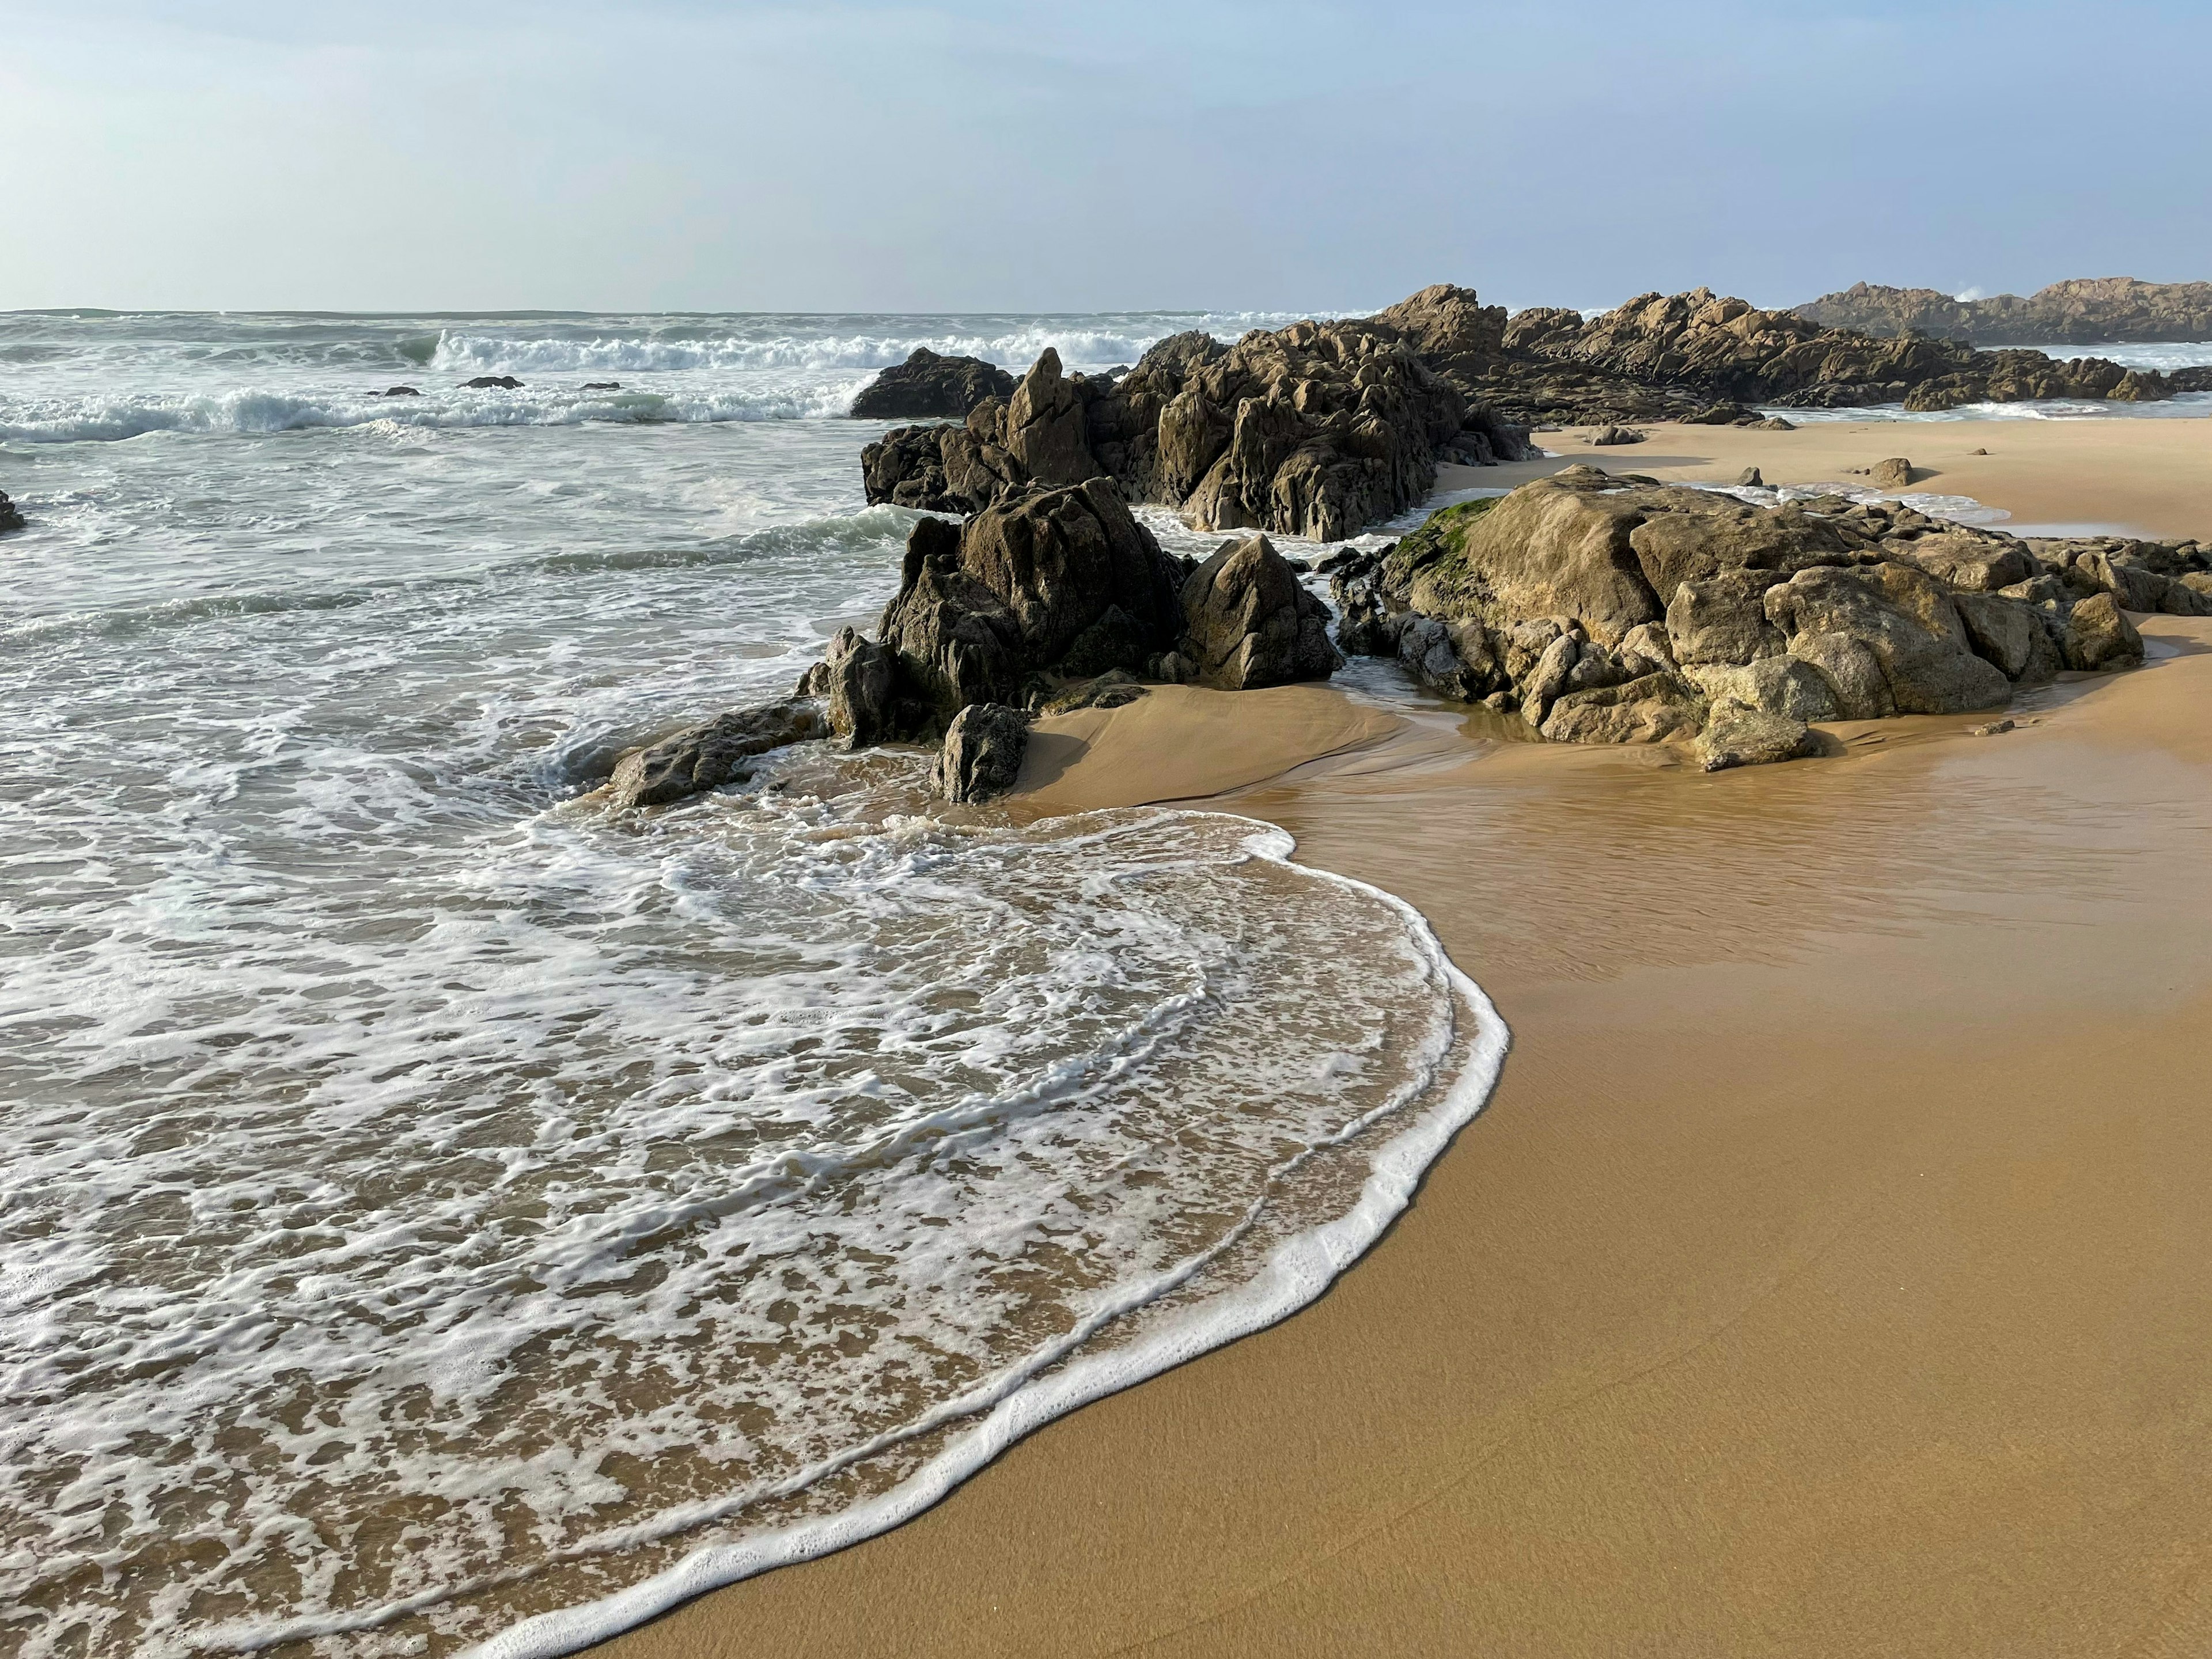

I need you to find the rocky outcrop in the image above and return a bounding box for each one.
[1328,464,2176,768]
[1796,277,2212,347]
[851,349,1017,419]
[862,299,1537,540]
[462,375,523,390]
[607,699,829,809]
[1176,535,1342,689]
[930,703,1029,803]
[0,491,22,533]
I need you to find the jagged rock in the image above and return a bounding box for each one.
[930,703,1028,804]
[607,699,828,809]
[824,626,900,746]
[462,375,523,389]
[1887,531,2034,592]
[1737,467,1763,487]
[1003,349,1099,487]
[1177,534,1343,690]
[1538,672,1706,744]
[1763,562,2011,714]
[794,660,831,698]
[1395,615,1499,699]
[1683,657,1840,723]
[1796,276,2212,347]
[0,490,22,533]
[2061,592,2144,671]
[1697,699,1820,771]
[1036,670,1147,715]
[852,349,1017,419]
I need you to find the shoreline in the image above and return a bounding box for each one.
[584,425,2212,1658]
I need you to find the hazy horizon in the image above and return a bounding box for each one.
[6,0,2210,315]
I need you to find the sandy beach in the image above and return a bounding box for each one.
[598,419,2212,1659]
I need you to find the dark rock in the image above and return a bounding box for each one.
[930,702,1028,803]
[582,381,621,391]
[794,660,831,698]
[1590,426,1645,446]
[0,490,22,533]
[851,349,1017,420]
[463,375,523,390]
[1177,534,1343,690]
[1668,570,1789,665]
[824,626,900,746]
[1539,671,1706,744]
[607,699,828,809]
[1736,467,1764,487]
[1756,417,1797,431]
[1683,656,1840,722]
[378,385,421,397]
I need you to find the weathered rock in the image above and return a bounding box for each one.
[851,349,1017,420]
[2061,592,2144,671]
[1869,457,1916,491]
[1538,672,1706,744]
[824,626,900,745]
[1953,592,2060,683]
[1036,670,1147,715]
[1666,570,1788,666]
[583,381,620,391]
[1763,562,2010,714]
[462,375,523,389]
[378,385,421,397]
[1395,615,1498,700]
[1888,530,2034,592]
[794,660,831,698]
[1683,656,1841,722]
[1796,276,2212,348]
[1736,467,1763,487]
[1787,631,1893,720]
[1756,417,1797,431]
[1696,698,1820,771]
[0,490,22,533]
[1178,535,1342,690]
[1003,349,1099,488]
[1590,426,1645,446]
[607,699,828,809]
[930,702,1028,804]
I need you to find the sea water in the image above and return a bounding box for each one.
[0,310,1505,1658]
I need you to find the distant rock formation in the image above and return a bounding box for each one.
[862,302,1539,543]
[1328,466,2203,767]
[850,348,1018,419]
[1796,278,2212,346]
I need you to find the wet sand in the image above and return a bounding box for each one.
[597,448,2212,1657]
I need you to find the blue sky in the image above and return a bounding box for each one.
[5,0,2208,313]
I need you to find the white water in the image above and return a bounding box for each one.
[0,310,1503,1658]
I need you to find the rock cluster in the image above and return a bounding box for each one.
[1331,466,2187,769]
[609,478,1344,810]
[850,349,1018,419]
[0,490,22,533]
[862,307,1539,543]
[1796,277,2212,349]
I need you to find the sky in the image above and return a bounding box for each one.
[5,0,2210,315]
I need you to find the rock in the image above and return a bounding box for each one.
[378,385,421,397]
[929,703,1028,804]
[1763,562,2011,714]
[1618,621,1677,673]
[1683,656,1840,722]
[1794,276,2212,349]
[1177,534,1343,690]
[1519,633,1581,724]
[1970,718,2016,736]
[1969,446,1989,456]
[1003,349,1100,487]
[793,660,831,698]
[463,375,523,390]
[851,349,1017,420]
[1685,401,1757,425]
[824,626,900,746]
[1869,457,1916,491]
[2061,592,2144,672]
[582,381,621,391]
[2075,550,2168,613]
[607,699,828,809]
[0,490,22,533]
[1736,467,1764,487]
[1887,530,2034,593]
[1590,426,1645,446]
[1953,592,2059,684]
[1786,631,1891,720]
[1666,569,1788,666]
[1396,615,1499,700]
[1539,671,1706,744]
[1756,417,1797,431]
[1037,670,1147,715]
[1696,698,1819,771]
[2185,573,2212,600]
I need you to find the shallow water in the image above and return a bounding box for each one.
[0,310,1503,1657]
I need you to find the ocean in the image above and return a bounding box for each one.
[0,309,1505,1658]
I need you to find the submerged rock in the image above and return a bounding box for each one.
[462,375,524,390]
[607,699,828,809]
[0,490,22,533]
[930,702,1029,803]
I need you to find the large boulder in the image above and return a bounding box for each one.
[1953,593,2060,684]
[1683,656,1840,723]
[956,476,1182,666]
[607,699,828,809]
[851,349,1017,419]
[823,626,900,746]
[930,703,1029,804]
[1003,349,1100,487]
[1177,535,1343,690]
[1537,672,1706,744]
[1888,530,2035,592]
[1666,570,1788,666]
[1762,562,2012,715]
[2061,592,2145,671]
